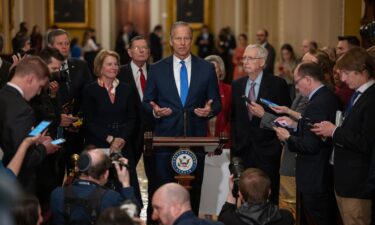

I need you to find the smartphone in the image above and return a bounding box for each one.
[260,98,279,107]
[51,138,66,145]
[29,121,51,136]
[242,95,251,104]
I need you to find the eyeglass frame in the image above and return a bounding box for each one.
[241,56,264,63]
[130,46,150,51]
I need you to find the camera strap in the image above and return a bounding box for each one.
[63,183,107,225]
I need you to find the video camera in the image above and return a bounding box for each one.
[109,152,130,169]
[50,68,71,83]
[228,157,244,198]
[360,21,375,38]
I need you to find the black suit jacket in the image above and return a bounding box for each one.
[58,58,92,115]
[333,83,375,199]
[287,86,338,193]
[118,64,154,162]
[194,33,215,58]
[264,43,276,74]
[231,74,291,161]
[115,31,138,65]
[0,59,11,88]
[149,32,163,62]
[0,85,47,192]
[82,81,136,148]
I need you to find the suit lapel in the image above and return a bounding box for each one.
[186,56,199,106]
[164,56,182,106]
[343,84,375,124]
[258,74,271,101]
[126,65,141,101]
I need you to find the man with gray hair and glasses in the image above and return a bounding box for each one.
[231,44,291,205]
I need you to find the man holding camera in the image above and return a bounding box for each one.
[273,62,338,225]
[218,168,294,225]
[50,149,137,225]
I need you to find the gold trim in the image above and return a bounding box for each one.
[172,0,210,30]
[48,0,89,28]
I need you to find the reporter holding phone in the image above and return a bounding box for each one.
[82,49,141,207]
[0,56,60,193]
[273,62,339,225]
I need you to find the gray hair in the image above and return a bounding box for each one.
[47,29,71,45]
[204,55,226,80]
[246,44,268,59]
[170,21,193,39]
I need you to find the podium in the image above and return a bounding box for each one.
[144,132,228,189]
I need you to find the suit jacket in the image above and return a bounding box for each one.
[0,85,47,192]
[143,55,221,137]
[264,43,276,75]
[333,83,375,199]
[231,74,291,160]
[0,59,11,88]
[149,32,163,62]
[82,81,136,148]
[115,31,138,65]
[287,86,338,193]
[118,64,154,160]
[194,33,215,59]
[58,58,92,115]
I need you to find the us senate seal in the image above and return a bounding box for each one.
[171,149,197,175]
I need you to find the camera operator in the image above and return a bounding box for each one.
[50,149,138,225]
[218,168,294,225]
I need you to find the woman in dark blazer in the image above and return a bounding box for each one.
[82,49,141,208]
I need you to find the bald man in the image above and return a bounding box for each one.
[152,183,224,225]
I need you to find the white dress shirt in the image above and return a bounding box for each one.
[173,54,192,98]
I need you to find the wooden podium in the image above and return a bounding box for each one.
[144,132,228,189]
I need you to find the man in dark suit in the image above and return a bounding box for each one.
[117,36,155,219]
[312,47,375,225]
[143,21,221,216]
[115,22,139,65]
[256,29,276,74]
[47,29,93,177]
[195,25,215,59]
[273,62,338,225]
[0,57,11,88]
[0,56,59,193]
[231,44,291,205]
[149,25,163,63]
[0,35,11,88]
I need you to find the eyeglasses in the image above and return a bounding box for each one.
[241,56,263,62]
[131,46,149,51]
[294,77,306,85]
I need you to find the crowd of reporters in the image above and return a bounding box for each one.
[1,19,375,225]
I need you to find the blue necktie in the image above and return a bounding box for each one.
[180,61,188,106]
[344,91,361,117]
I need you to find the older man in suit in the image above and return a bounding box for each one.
[231,44,291,205]
[312,47,375,225]
[0,56,59,193]
[143,21,221,216]
[117,35,154,219]
[274,62,338,225]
